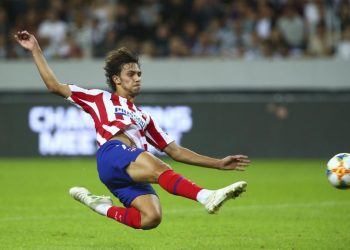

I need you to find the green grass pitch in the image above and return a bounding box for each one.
[0,158,349,250]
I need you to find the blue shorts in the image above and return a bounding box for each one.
[96,140,157,207]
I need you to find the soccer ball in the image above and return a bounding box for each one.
[326,153,350,189]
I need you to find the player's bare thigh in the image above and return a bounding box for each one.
[126,151,171,183]
[131,194,162,229]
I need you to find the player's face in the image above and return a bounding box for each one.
[115,63,142,98]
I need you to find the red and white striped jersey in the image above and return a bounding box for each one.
[66,84,174,151]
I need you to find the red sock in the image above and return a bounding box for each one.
[107,206,141,229]
[158,169,203,200]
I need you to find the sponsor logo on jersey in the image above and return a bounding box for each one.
[115,107,146,129]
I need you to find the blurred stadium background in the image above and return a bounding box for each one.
[0,1,350,249]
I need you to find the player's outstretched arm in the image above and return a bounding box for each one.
[14,30,71,98]
[163,141,250,171]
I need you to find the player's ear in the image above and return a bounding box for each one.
[112,75,120,84]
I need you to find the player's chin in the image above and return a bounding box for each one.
[133,86,141,93]
[131,88,141,97]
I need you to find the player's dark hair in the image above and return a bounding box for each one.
[104,47,140,92]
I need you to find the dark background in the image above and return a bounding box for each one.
[1,91,349,158]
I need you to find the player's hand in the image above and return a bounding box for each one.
[14,30,39,51]
[217,155,250,171]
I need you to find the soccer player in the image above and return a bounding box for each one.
[15,30,250,230]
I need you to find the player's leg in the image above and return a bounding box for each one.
[69,187,161,229]
[127,151,203,200]
[129,194,162,230]
[127,151,247,213]
[70,140,160,229]
[104,183,162,230]
[105,195,162,230]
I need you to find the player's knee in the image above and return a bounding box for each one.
[141,210,162,230]
[147,214,162,229]
[154,162,172,179]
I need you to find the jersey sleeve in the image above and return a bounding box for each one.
[145,116,174,151]
[65,84,105,112]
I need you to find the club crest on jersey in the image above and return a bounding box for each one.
[115,107,146,129]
